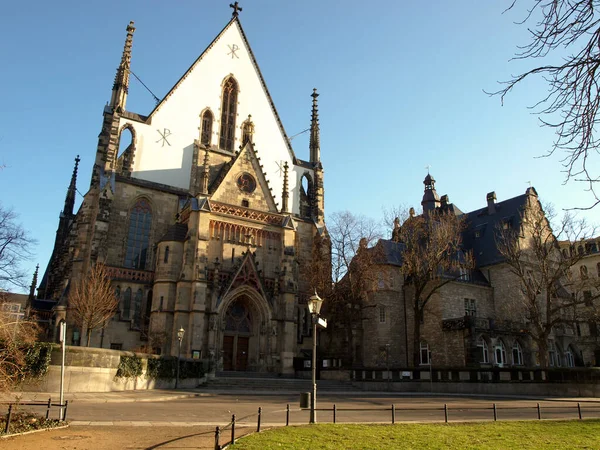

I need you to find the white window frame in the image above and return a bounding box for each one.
[512,341,523,366]
[420,341,430,365]
[477,336,489,364]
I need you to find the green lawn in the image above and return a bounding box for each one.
[230,420,600,449]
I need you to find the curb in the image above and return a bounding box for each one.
[0,424,69,439]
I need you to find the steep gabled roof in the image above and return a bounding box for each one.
[144,17,297,159]
[462,193,528,268]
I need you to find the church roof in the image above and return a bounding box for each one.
[159,223,188,242]
[145,16,297,160]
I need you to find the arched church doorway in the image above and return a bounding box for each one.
[222,297,253,371]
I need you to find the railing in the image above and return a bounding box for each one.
[442,316,523,332]
[105,266,154,283]
[1,398,68,435]
[210,401,600,448]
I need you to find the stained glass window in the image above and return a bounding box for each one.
[219,78,238,151]
[201,110,213,146]
[125,199,152,269]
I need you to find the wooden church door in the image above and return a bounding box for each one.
[222,300,252,371]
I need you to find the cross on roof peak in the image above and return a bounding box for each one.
[230,1,242,17]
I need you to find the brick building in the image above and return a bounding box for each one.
[357,174,598,370]
[37,7,326,374]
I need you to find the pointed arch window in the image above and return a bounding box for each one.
[201,110,213,146]
[512,341,523,365]
[125,199,152,270]
[164,246,170,264]
[123,287,132,320]
[219,77,238,151]
[133,289,143,328]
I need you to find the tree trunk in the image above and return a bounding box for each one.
[535,337,549,369]
[412,308,422,368]
[86,327,92,347]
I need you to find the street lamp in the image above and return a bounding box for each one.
[308,291,324,424]
[175,327,185,389]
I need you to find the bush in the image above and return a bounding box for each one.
[146,357,204,380]
[116,355,143,378]
[23,342,53,380]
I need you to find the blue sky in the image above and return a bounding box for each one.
[2,1,599,293]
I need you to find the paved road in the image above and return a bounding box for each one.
[37,394,600,426]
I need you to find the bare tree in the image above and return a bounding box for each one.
[495,200,594,367]
[68,263,118,346]
[0,203,35,290]
[397,209,473,367]
[0,296,40,391]
[304,211,383,364]
[492,1,600,208]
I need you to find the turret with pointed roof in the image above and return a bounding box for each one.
[421,173,440,215]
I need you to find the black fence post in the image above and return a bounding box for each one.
[257,407,262,432]
[4,404,12,435]
[444,403,448,423]
[578,403,582,420]
[537,403,541,420]
[286,404,290,426]
[493,403,497,421]
[231,414,236,445]
[392,404,395,424]
[45,397,51,419]
[333,404,336,424]
[214,426,220,450]
[63,400,69,421]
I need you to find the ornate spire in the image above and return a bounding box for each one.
[230,1,242,17]
[63,155,80,217]
[392,217,401,242]
[309,88,320,164]
[201,147,210,195]
[28,264,39,303]
[281,161,289,213]
[110,21,135,111]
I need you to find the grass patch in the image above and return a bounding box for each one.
[0,411,63,436]
[231,420,600,449]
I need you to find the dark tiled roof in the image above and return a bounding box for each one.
[376,239,404,266]
[159,223,188,242]
[462,193,528,268]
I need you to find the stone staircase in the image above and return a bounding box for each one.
[201,373,356,392]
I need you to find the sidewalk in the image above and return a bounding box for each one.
[2,387,599,404]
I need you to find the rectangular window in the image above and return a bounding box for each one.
[379,305,386,323]
[590,321,598,337]
[420,342,430,365]
[464,299,476,316]
[110,343,123,350]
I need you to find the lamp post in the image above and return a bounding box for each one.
[308,291,324,424]
[175,327,185,389]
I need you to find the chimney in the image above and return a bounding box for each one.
[487,191,496,215]
[440,194,449,207]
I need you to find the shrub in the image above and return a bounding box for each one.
[116,355,143,378]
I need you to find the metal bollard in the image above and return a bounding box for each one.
[444,403,448,423]
[578,402,582,420]
[63,400,69,421]
[257,407,262,432]
[537,403,541,420]
[493,403,497,421]
[333,404,336,424]
[5,404,13,435]
[214,426,221,450]
[231,414,236,445]
[286,404,290,426]
[392,404,395,424]
[46,397,51,419]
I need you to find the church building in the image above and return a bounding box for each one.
[38,5,326,375]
